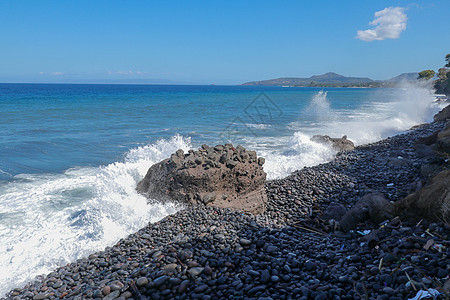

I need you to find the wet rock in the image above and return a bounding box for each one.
[311,135,355,152]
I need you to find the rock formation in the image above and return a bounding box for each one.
[396,105,450,222]
[311,135,355,152]
[395,169,450,222]
[433,104,450,121]
[136,144,267,214]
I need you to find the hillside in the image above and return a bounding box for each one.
[241,72,419,87]
[386,72,419,82]
[242,72,374,86]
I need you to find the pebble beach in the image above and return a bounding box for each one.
[4,120,450,300]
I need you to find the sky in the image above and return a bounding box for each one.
[0,0,449,84]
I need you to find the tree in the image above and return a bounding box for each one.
[434,54,450,95]
[418,70,435,80]
[438,68,448,80]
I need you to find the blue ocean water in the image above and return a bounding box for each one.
[0,83,442,294]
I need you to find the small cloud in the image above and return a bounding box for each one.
[356,7,407,42]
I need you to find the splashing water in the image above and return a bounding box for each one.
[0,84,445,295]
[260,83,444,179]
[260,132,336,180]
[303,90,335,121]
[0,135,191,296]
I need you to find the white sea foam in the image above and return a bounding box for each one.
[0,135,191,296]
[261,82,443,180]
[0,84,445,294]
[244,123,271,129]
[260,132,336,180]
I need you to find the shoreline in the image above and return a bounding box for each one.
[4,120,450,299]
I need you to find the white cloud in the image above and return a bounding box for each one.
[356,7,407,41]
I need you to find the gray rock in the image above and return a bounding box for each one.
[136,144,267,214]
[187,267,204,277]
[239,238,252,246]
[103,290,120,300]
[340,193,394,231]
[136,277,149,287]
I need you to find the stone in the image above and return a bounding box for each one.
[395,169,450,222]
[153,275,169,287]
[322,203,347,221]
[305,260,316,271]
[239,238,251,246]
[103,290,120,300]
[177,280,190,294]
[187,267,204,277]
[340,193,394,231]
[136,277,148,287]
[433,104,450,121]
[311,135,355,152]
[137,144,267,214]
[102,286,111,296]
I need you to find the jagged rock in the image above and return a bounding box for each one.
[136,144,267,214]
[433,121,450,153]
[433,104,450,121]
[396,168,450,222]
[311,135,355,152]
[339,193,394,231]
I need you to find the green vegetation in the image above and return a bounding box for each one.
[295,81,390,88]
[418,70,435,80]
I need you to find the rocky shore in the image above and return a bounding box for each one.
[4,119,450,299]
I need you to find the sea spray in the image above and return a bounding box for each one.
[261,132,336,180]
[0,85,445,295]
[0,135,191,296]
[302,90,335,121]
[260,84,443,179]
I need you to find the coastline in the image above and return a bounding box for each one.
[4,119,450,299]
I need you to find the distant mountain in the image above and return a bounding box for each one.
[241,72,420,87]
[242,72,374,86]
[386,72,419,82]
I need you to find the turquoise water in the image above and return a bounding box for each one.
[0,83,441,294]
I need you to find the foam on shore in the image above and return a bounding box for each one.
[260,82,445,180]
[0,135,190,296]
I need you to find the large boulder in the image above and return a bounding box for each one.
[433,121,450,154]
[339,193,394,231]
[433,104,450,121]
[311,135,355,152]
[395,169,450,222]
[136,144,267,214]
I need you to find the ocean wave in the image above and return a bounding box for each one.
[258,83,442,179]
[0,135,191,296]
[261,132,336,180]
[244,123,272,129]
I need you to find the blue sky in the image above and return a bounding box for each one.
[0,0,449,84]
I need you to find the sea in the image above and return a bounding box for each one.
[0,82,444,295]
